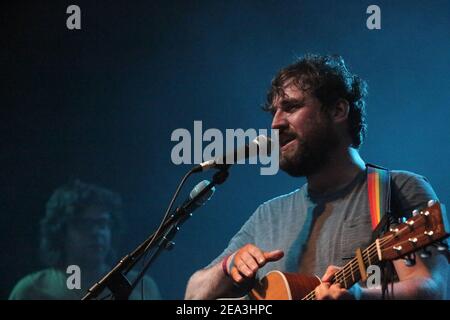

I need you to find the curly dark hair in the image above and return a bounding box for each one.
[39,179,123,268]
[264,54,368,148]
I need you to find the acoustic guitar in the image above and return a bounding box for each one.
[247,200,449,300]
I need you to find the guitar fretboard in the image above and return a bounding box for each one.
[302,240,381,300]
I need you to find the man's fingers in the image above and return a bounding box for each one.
[329,283,347,300]
[246,245,267,266]
[228,245,284,286]
[237,263,254,278]
[315,282,351,300]
[321,265,341,282]
[315,282,331,300]
[230,266,244,283]
[240,251,259,273]
[246,246,283,266]
[263,250,284,263]
[231,249,259,280]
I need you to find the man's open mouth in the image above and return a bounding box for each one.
[279,135,296,148]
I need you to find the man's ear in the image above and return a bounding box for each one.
[331,99,350,123]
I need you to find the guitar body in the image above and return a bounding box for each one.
[249,271,321,300]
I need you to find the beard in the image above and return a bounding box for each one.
[279,116,339,177]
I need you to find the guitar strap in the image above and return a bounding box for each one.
[366,163,392,238]
[366,163,398,299]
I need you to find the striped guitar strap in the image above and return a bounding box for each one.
[366,163,392,238]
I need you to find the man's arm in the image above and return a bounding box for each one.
[185,262,236,300]
[317,252,447,300]
[185,244,284,300]
[357,172,448,299]
[358,254,447,299]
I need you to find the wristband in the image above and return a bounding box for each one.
[221,254,231,276]
[221,252,237,276]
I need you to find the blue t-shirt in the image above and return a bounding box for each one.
[209,170,443,281]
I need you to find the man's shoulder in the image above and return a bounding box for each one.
[390,169,436,193]
[8,268,64,300]
[389,169,438,211]
[13,268,62,286]
[391,169,428,183]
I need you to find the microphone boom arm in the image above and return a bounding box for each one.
[81,167,229,300]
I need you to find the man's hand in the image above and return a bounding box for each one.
[227,244,284,285]
[314,265,355,300]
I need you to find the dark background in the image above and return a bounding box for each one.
[1,0,449,299]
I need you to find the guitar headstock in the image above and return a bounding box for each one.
[378,200,449,262]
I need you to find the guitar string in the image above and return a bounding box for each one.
[335,238,385,283]
[337,241,380,287]
[302,228,428,300]
[302,242,380,300]
[334,222,431,293]
[303,236,393,300]
[302,217,434,300]
[301,236,394,300]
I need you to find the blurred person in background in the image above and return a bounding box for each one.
[9,179,161,300]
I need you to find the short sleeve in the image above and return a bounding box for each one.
[392,171,448,299]
[205,207,261,268]
[8,277,36,300]
[391,171,438,214]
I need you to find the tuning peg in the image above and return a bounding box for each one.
[420,248,432,259]
[412,209,419,217]
[422,210,430,217]
[403,253,416,267]
[424,230,434,237]
[427,200,436,207]
[434,242,448,252]
[389,227,399,233]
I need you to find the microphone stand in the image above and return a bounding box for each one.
[81,168,230,300]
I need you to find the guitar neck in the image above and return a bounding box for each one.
[298,201,448,300]
[302,241,381,300]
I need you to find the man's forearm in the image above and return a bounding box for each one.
[358,277,443,300]
[185,262,235,300]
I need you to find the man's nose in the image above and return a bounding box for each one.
[271,109,288,130]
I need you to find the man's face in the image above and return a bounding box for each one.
[65,206,112,266]
[270,82,339,177]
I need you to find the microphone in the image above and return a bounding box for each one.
[192,135,272,172]
[174,180,215,216]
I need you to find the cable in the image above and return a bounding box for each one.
[135,167,197,299]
